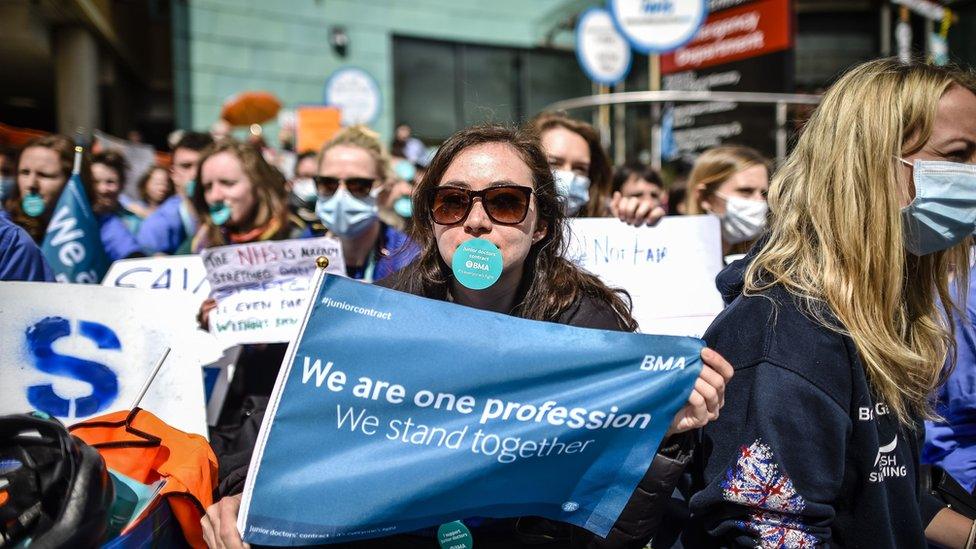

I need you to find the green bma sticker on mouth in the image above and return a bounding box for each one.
[210,202,231,226]
[451,237,503,290]
[22,193,45,217]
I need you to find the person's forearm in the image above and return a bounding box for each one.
[926,508,974,549]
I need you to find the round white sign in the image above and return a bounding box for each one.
[323,67,381,126]
[609,0,707,54]
[575,8,632,86]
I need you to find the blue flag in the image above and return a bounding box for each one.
[41,149,109,283]
[239,274,703,545]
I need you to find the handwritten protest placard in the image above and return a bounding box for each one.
[203,236,346,345]
[566,216,725,337]
[0,282,209,437]
[239,274,703,545]
[103,255,210,296]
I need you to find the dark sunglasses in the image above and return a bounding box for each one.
[312,176,375,198]
[431,185,534,225]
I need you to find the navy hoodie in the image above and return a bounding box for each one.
[683,254,946,547]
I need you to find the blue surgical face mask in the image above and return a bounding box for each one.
[0,177,14,202]
[393,195,413,218]
[898,157,976,256]
[552,169,590,216]
[185,179,197,198]
[315,188,378,237]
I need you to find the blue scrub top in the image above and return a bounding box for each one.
[924,269,976,492]
[0,210,54,282]
[98,213,144,261]
[136,195,195,255]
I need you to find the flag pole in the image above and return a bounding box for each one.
[72,146,83,175]
[131,347,171,409]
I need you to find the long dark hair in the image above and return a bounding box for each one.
[393,124,638,331]
[528,111,613,218]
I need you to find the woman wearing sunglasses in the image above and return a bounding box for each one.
[202,125,734,549]
[303,125,418,281]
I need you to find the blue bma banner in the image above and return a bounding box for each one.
[239,274,703,546]
[41,170,109,284]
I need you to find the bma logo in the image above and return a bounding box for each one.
[25,316,121,418]
[642,0,675,13]
[640,355,686,371]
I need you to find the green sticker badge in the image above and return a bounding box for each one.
[437,521,473,549]
[451,238,502,290]
[22,193,45,217]
[209,201,231,226]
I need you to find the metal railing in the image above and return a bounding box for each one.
[544,90,822,166]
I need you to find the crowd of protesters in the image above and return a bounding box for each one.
[3,57,976,548]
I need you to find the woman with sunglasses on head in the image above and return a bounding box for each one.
[202,125,734,549]
[529,112,665,227]
[302,126,418,282]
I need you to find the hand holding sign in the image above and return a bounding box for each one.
[238,274,708,545]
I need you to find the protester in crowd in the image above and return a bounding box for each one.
[89,151,145,260]
[201,124,735,549]
[3,135,141,261]
[684,145,770,260]
[186,139,302,253]
[0,210,53,281]
[137,131,213,254]
[3,134,81,243]
[0,145,16,203]
[374,157,416,232]
[304,125,417,281]
[136,165,176,216]
[924,270,976,496]
[286,150,318,227]
[529,112,664,226]
[685,59,976,548]
[612,162,668,213]
[391,122,425,164]
[190,139,306,426]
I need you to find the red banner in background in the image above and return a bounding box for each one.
[661,0,793,75]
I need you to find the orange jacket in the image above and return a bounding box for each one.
[70,408,218,549]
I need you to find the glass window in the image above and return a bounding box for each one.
[394,36,587,142]
[460,45,517,127]
[393,38,459,141]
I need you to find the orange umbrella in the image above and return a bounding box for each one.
[220,91,282,126]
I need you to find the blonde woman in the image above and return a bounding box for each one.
[684,145,770,259]
[305,125,417,281]
[686,59,976,547]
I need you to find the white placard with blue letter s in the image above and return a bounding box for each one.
[0,282,209,437]
[238,274,703,545]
